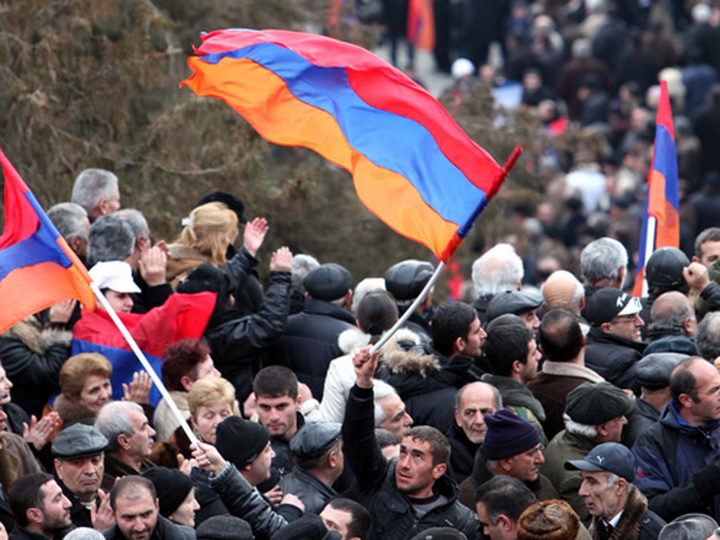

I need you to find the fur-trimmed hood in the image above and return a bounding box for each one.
[1,316,72,354]
[338,327,371,354]
[378,328,439,376]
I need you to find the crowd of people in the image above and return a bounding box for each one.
[6,0,720,538]
[2,162,720,540]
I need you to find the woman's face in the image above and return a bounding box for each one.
[169,488,199,527]
[192,401,232,444]
[103,290,134,313]
[76,374,112,413]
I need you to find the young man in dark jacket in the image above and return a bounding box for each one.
[343,346,480,539]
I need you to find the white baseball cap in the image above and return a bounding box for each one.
[89,261,141,294]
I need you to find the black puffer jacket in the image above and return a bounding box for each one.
[270,299,356,400]
[584,327,645,393]
[343,385,480,540]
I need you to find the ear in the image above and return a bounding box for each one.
[26,507,43,525]
[431,462,447,480]
[117,433,131,451]
[499,457,513,473]
[600,321,613,333]
[496,514,513,532]
[678,392,695,409]
[580,296,585,310]
[180,375,194,392]
[580,332,586,347]
[511,359,523,376]
[295,394,304,407]
[454,408,462,428]
[453,336,465,355]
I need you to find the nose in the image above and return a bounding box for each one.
[404,412,413,426]
[578,481,589,497]
[636,314,644,326]
[535,451,545,465]
[148,425,156,438]
[211,367,221,378]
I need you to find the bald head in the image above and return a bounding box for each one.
[650,291,696,337]
[542,270,584,315]
[455,382,502,444]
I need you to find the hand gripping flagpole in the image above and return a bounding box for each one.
[89,281,200,448]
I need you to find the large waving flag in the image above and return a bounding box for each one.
[633,81,680,297]
[72,292,216,406]
[0,150,96,334]
[182,29,518,262]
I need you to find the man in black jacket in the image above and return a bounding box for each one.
[8,473,72,540]
[343,346,480,539]
[584,288,646,394]
[270,263,356,400]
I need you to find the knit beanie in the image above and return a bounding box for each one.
[142,467,193,518]
[215,416,270,468]
[483,409,540,460]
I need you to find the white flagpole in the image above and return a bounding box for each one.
[89,281,199,448]
[371,261,445,352]
[640,217,657,297]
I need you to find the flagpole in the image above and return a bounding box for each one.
[370,261,445,353]
[89,282,200,448]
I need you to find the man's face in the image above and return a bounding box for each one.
[0,364,12,405]
[599,415,628,443]
[378,394,413,439]
[476,501,515,540]
[243,442,275,487]
[320,505,354,540]
[603,312,644,342]
[38,480,72,533]
[684,361,720,425]
[459,317,486,357]
[700,240,720,267]
[395,437,445,498]
[455,383,498,444]
[54,454,104,502]
[125,408,156,461]
[517,309,540,331]
[114,489,158,540]
[255,394,299,440]
[503,443,545,482]
[519,338,541,383]
[578,471,624,520]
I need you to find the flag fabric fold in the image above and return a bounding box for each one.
[182,29,512,261]
[71,292,216,406]
[633,80,680,297]
[0,149,96,335]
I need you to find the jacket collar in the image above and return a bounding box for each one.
[303,298,356,325]
[539,361,604,382]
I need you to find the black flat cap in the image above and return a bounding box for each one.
[646,247,689,291]
[290,422,342,459]
[197,515,254,539]
[52,424,108,459]
[270,515,340,540]
[644,335,699,356]
[565,382,635,425]
[303,263,352,301]
[384,260,434,301]
[486,290,542,322]
[195,191,249,223]
[636,352,688,390]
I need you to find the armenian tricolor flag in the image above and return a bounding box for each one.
[633,81,680,297]
[182,29,518,262]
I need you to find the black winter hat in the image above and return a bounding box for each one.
[195,191,249,223]
[303,263,352,301]
[565,382,635,425]
[483,409,540,460]
[215,416,270,468]
[142,467,193,518]
[384,260,434,301]
[196,515,255,539]
[646,247,690,292]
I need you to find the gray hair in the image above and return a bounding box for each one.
[87,214,135,267]
[696,312,720,361]
[47,202,89,242]
[115,209,149,242]
[64,528,105,540]
[95,401,143,452]
[580,237,628,285]
[352,278,386,314]
[471,243,524,297]
[372,379,398,426]
[71,168,118,214]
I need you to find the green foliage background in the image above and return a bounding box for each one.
[0,0,549,284]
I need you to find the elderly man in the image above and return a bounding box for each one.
[566,443,665,539]
[51,424,112,529]
[584,288,646,393]
[471,243,524,325]
[580,237,628,303]
[94,402,156,485]
[103,475,187,540]
[342,346,480,539]
[633,356,720,521]
[542,382,634,520]
[459,409,556,508]
[647,291,697,342]
[8,473,72,540]
[71,168,120,222]
[280,422,344,514]
[446,382,500,483]
[47,202,90,263]
[542,270,585,318]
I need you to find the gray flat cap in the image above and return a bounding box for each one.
[52,423,108,459]
[290,422,342,459]
[486,290,543,322]
[636,352,688,390]
[303,264,352,302]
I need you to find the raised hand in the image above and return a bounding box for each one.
[270,247,293,272]
[122,371,152,404]
[243,217,269,257]
[353,346,379,389]
[23,412,61,449]
[139,245,168,287]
